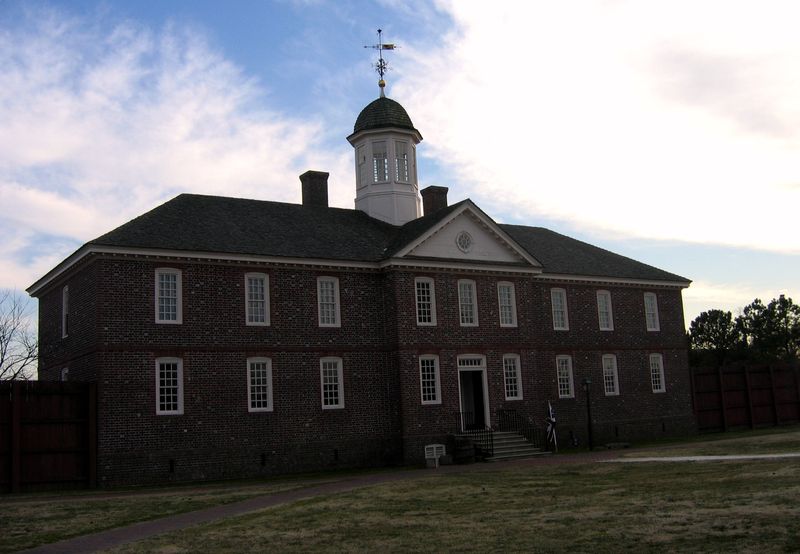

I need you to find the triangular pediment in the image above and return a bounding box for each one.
[393,201,542,269]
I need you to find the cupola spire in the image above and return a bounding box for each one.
[364,28,396,98]
[352,29,421,226]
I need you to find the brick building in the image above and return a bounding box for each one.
[29,92,694,486]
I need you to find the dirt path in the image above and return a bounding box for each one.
[603,452,800,463]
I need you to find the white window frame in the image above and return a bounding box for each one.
[458,279,479,327]
[395,140,409,182]
[247,357,274,412]
[61,285,69,338]
[419,355,442,405]
[644,292,660,332]
[556,355,574,399]
[155,357,184,415]
[245,273,270,326]
[155,268,182,324]
[320,357,344,409]
[602,354,619,396]
[372,140,388,182]
[317,277,341,327]
[650,353,666,393]
[551,288,569,331]
[596,290,614,331]
[61,367,69,382]
[503,354,523,400]
[414,277,437,326]
[497,282,518,328]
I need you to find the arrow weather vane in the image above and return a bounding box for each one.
[364,28,396,97]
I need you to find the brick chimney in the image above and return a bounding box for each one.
[420,186,449,216]
[300,170,329,207]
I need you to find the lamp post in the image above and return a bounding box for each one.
[583,377,593,450]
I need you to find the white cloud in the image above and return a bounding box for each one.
[395,1,800,254]
[0,7,351,290]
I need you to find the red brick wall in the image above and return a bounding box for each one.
[36,255,695,484]
[84,258,403,485]
[387,271,695,459]
[37,259,98,382]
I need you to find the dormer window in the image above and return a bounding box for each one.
[395,140,409,182]
[372,141,388,182]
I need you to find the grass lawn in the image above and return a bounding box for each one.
[112,429,800,553]
[0,480,310,553]
[3,429,800,553]
[619,426,800,458]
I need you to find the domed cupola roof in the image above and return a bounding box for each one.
[353,97,419,134]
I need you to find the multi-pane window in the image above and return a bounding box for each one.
[156,357,183,415]
[503,354,523,400]
[317,277,341,327]
[458,279,478,326]
[602,354,619,396]
[644,292,660,331]
[415,278,437,326]
[245,273,269,326]
[372,141,388,182]
[320,357,344,409]
[419,355,441,405]
[497,282,517,327]
[155,268,182,324]
[650,353,666,393]
[395,141,409,182]
[551,288,569,330]
[597,290,614,331]
[247,357,273,412]
[556,355,574,399]
[62,285,69,338]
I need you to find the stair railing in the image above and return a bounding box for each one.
[453,411,494,458]
[497,408,543,449]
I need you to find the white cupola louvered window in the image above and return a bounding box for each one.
[372,141,388,182]
[357,145,368,188]
[395,140,409,182]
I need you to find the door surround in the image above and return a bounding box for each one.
[457,354,490,431]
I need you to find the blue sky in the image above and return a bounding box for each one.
[1,0,799,326]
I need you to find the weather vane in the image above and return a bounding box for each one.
[364,28,396,97]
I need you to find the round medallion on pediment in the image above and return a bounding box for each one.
[455,231,473,253]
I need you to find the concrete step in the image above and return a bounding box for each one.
[486,450,551,462]
[491,443,541,455]
[457,430,547,462]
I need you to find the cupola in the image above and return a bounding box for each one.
[348,30,423,226]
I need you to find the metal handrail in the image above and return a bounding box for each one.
[497,408,543,449]
[453,411,494,457]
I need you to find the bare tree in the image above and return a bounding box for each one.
[0,289,38,380]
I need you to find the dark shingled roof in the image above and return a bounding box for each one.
[353,97,417,133]
[385,200,469,257]
[501,224,689,282]
[90,194,397,262]
[88,193,688,284]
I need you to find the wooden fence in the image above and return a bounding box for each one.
[692,363,800,432]
[0,381,96,493]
